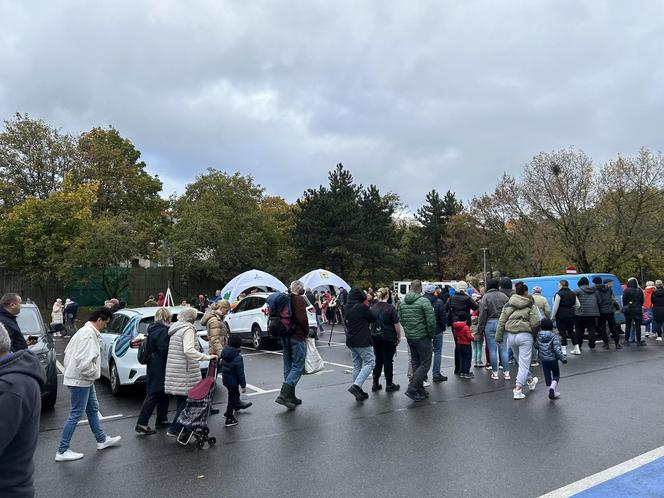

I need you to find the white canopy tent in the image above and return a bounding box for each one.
[220,269,287,304]
[299,269,351,293]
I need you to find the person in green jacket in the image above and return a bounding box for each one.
[399,280,436,402]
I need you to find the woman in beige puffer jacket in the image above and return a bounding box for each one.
[201,300,230,356]
[164,307,216,436]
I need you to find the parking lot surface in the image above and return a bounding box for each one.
[35,325,664,497]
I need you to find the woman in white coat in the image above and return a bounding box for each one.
[51,298,64,325]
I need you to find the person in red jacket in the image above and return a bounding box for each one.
[453,311,475,379]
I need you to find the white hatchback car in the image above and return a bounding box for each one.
[100,306,209,396]
[224,293,317,349]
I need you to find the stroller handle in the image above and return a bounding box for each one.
[207,358,217,378]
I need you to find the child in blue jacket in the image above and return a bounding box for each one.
[220,335,252,426]
[534,318,567,400]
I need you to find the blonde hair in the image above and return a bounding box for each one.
[155,307,172,323]
[376,288,390,301]
[218,299,230,310]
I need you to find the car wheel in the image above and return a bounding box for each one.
[252,325,264,350]
[43,385,57,410]
[110,361,123,396]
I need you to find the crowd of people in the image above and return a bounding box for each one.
[0,274,661,495]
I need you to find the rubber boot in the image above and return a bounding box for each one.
[275,383,296,410]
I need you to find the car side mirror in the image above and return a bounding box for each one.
[49,323,64,333]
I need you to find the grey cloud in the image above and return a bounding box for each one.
[0,0,662,210]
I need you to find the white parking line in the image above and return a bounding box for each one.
[539,444,664,497]
[260,349,354,369]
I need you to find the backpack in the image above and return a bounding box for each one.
[137,336,151,365]
[266,292,297,338]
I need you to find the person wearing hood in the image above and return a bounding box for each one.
[220,335,252,427]
[136,308,173,435]
[478,279,510,380]
[551,280,580,355]
[56,308,121,462]
[371,288,401,393]
[64,298,79,337]
[651,280,664,341]
[51,298,64,326]
[573,277,601,353]
[201,300,230,357]
[500,277,514,298]
[164,307,217,437]
[534,318,567,400]
[448,281,478,376]
[156,292,166,307]
[399,280,436,402]
[622,278,645,346]
[496,282,540,400]
[643,281,656,338]
[344,287,377,401]
[423,283,448,383]
[594,277,621,349]
[0,323,45,497]
[144,295,158,307]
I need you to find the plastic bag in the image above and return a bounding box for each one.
[304,338,325,374]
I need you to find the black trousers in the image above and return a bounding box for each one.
[407,337,432,394]
[453,334,460,373]
[137,390,169,426]
[455,344,471,374]
[373,338,397,384]
[575,316,598,348]
[541,360,560,386]
[556,316,575,346]
[224,384,241,418]
[597,313,619,344]
[624,314,642,342]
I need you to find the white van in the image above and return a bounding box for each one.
[393,280,460,302]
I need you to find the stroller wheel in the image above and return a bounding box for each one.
[202,427,210,436]
[196,441,205,450]
[208,437,216,447]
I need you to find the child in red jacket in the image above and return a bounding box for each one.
[453,311,475,379]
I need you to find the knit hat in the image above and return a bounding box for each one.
[229,335,242,349]
[533,286,542,293]
[577,277,589,287]
[646,281,655,288]
[457,281,468,292]
[603,278,613,285]
[424,283,436,294]
[592,276,603,285]
[499,277,513,290]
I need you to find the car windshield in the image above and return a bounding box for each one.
[137,314,205,334]
[17,308,43,336]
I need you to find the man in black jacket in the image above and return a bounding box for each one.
[0,293,27,352]
[0,323,46,498]
[344,287,376,401]
[424,284,447,382]
[594,277,621,349]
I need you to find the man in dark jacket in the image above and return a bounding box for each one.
[424,284,447,382]
[551,280,579,355]
[0,323,46,498]
[0,293,27,352]
[275,281,311,410]
[594,277,621,349]
[622,278,645,345]
[500,278,514,298]
[448,282,478,375]
[574,277,601,352]
[344,287,376,401]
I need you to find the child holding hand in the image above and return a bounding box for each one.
[453,311,475,379]
[534,318,567,400]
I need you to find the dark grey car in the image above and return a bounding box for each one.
[16,303,59,409]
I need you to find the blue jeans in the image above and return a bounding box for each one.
[316,314,324,334]
[484,320,509,373]
[645,308,653,332]
[283,339,306,387]
[58,385,106,453]
[350,346,375,388]
[431,333,443,377]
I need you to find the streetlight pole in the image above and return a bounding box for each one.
[481,248,489,288]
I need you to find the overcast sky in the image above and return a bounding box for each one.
[1,1,662,209]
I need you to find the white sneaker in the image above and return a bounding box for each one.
[423,381,431,388]
[513,389,526,400]
[571,345,581,355]
[657,337,662,342]
[528,377,539,391]
[503,372,511,381]
[55,450,84,462]
[97,435,121,450]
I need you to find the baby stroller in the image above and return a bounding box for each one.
[175,359,217,449]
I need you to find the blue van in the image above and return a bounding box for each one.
[513,273,624,323]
